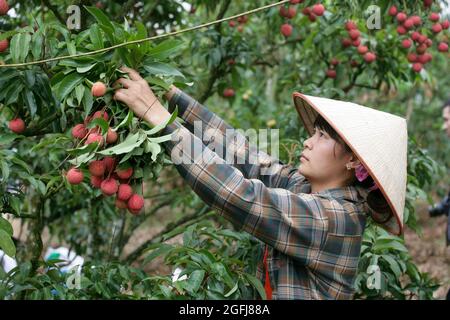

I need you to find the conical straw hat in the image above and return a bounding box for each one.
[293,92,408,235]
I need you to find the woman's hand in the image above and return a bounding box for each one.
[113,66,170,126]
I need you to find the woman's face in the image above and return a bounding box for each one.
[298,127,353,186]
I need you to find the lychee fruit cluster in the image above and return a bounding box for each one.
[65,157,144,215]
[388,4,448,73]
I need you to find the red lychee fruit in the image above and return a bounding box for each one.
[397,26,407,35]
[91,175,103,188]
[8,118,25,134]
[396,12,407,23]
[89,160,106,177]
[280,23,293,37]
[411,16,422,26]
[348,29,360,40]
[364,52,377,63]
[402,39,412,49]
[0,39,8,52]
[66,167,84,185]
[431,23,442,33]
[116,167,133,180]
[438,42,448,52]
[100,178,118,196]
[103,156,116,173]
[407,53,418,63]
[357,45,368,55]
[326,69,336,78]
[429,13,439,22]
[412,63,423,72]
[0,0,9,15]
[106,128,118,144]
[92,110,109,121]
[411,32,421,42]
[341,38,352,48]
[352,39,361,47]
[127,194,144,211]
[345,21,357,31]
[117,184,133,201]
[91,82,107,97]
[441,20,449,30]
[223,88,235,98]
[85,132,103,146]
[71,124,88,139]
[423,0,433,8]
[403,18,414,29]
[388,6,397,17]
[312,4,325,16]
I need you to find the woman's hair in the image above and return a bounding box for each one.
[313,114,393,221]
[443,98,450,110]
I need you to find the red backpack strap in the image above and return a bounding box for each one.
[263,245,273,300]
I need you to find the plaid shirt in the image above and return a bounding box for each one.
[161,89,370,300]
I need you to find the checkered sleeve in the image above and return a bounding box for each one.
[161,121,329,265]
[166,88,304,189]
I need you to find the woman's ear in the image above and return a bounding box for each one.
[345,155,361,169]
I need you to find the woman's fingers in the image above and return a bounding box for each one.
[119,66,143,81]
[113,89,130,104]
[114,78,133,89]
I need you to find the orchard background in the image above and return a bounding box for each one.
[0,0,449,299]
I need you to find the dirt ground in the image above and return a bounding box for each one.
[404,202,450,300]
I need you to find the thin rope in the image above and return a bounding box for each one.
[0,0,290,68]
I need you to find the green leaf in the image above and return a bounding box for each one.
[144,62,185,78]
[224,282,239,298]
[147,39,184,60]
[0,229,16,257]
[24,90,38,117]
[84,6,115,41]
[56,72,84,100]
[75,84,85,104]
[0,160,10,181]
[114,110,133,130]
[147,134,173,144]
[10,33,31,63]
[144,76,171,91]
[373,240,409,253]
[143,244,173,265]
[98,132,146,155]
[145,106,178,135]
[89,24,104,50]
[381,254,402,277]
[185,270,205,293]
[143,141,161,162]
[68,152,97,166]
[6,83,24,105]
[88,118,109,135]
[0,216,13,236]
[0,134,19,145]
[244,274,266,300]
[76,63,97,74]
